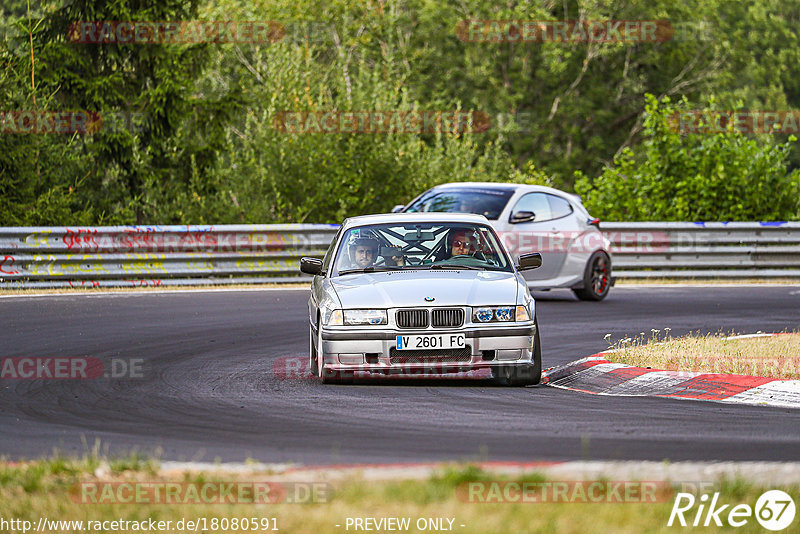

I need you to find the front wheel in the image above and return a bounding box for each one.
[309,328,319,376]
[573,251,611,301]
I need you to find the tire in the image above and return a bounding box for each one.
[320,365,354,385]
[492,316,542,386]
[309,327,319,376]
[573,251,611,301]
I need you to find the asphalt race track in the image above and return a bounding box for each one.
[1,285,799,464]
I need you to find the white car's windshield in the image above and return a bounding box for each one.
[403,188,514,220]
[334,222,512,275]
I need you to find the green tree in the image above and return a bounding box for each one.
[575,94,800,221]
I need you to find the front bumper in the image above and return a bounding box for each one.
[319,323,536,374]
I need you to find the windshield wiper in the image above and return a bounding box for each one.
[429,264,483,270]
[338,266,404,275]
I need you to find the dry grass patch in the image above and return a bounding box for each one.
[604,332,800,379]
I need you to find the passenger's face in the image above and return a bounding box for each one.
[451,232,472,256]
[354,245,375,267]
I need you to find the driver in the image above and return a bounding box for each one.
[348,235,379,269]
[449,228,477,257]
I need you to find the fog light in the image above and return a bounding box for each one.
[338,354,365,365]
[496,349,522,361]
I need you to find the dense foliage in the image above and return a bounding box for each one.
[2,0,800,224]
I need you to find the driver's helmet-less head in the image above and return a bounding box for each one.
[348,233,379,268]
[450,228,478,255]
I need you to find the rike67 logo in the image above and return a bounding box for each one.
[668,490,796,531]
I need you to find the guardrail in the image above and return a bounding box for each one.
[604,222,800,279]
[1,222,798,288]
[0,225,339,289]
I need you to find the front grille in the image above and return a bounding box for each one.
[396,309,428,328]
[389,346,472,364]
[431,308,464,328]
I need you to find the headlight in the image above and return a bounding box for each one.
[495,306,514,321]
[473,306,517,323]
[343,309,387,325]
[474,308,494,322]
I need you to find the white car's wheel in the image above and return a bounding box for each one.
[573,251,611,301]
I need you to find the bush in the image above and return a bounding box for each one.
[575,94,800,221]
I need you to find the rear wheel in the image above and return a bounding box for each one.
[492,317,542,386]
[573,251,611,301]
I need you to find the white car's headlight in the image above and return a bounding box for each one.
[343,309,387,325]
[473,306,516,323]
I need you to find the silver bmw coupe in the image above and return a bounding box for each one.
[299,213,543,385]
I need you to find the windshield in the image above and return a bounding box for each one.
[403,188,514,220]
[333,222,512,275]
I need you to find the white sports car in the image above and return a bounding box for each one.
[395,182,614,301]
[300,213,543,385]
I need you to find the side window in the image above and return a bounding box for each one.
[511,193,552,222]
[321,228,343,272]
[548,194,574,219]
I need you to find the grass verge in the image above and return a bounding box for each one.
[603,332,800,379]
[1,458,798,534]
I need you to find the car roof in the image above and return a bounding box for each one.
[429,181,570,197]
[342,212,490,229]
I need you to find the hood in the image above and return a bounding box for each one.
[330,269,519,308]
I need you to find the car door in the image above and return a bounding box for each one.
[501,192,578,282]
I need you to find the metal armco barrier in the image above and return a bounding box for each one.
[603,222,800,278]
[0,225,339,289]
[1,222,799,288]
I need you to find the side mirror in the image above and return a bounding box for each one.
[510,210,536,224]
[391,204,405,213]
[300,257,324,276]
[516,252,542,271]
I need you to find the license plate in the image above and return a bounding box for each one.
[395,334,466,350]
